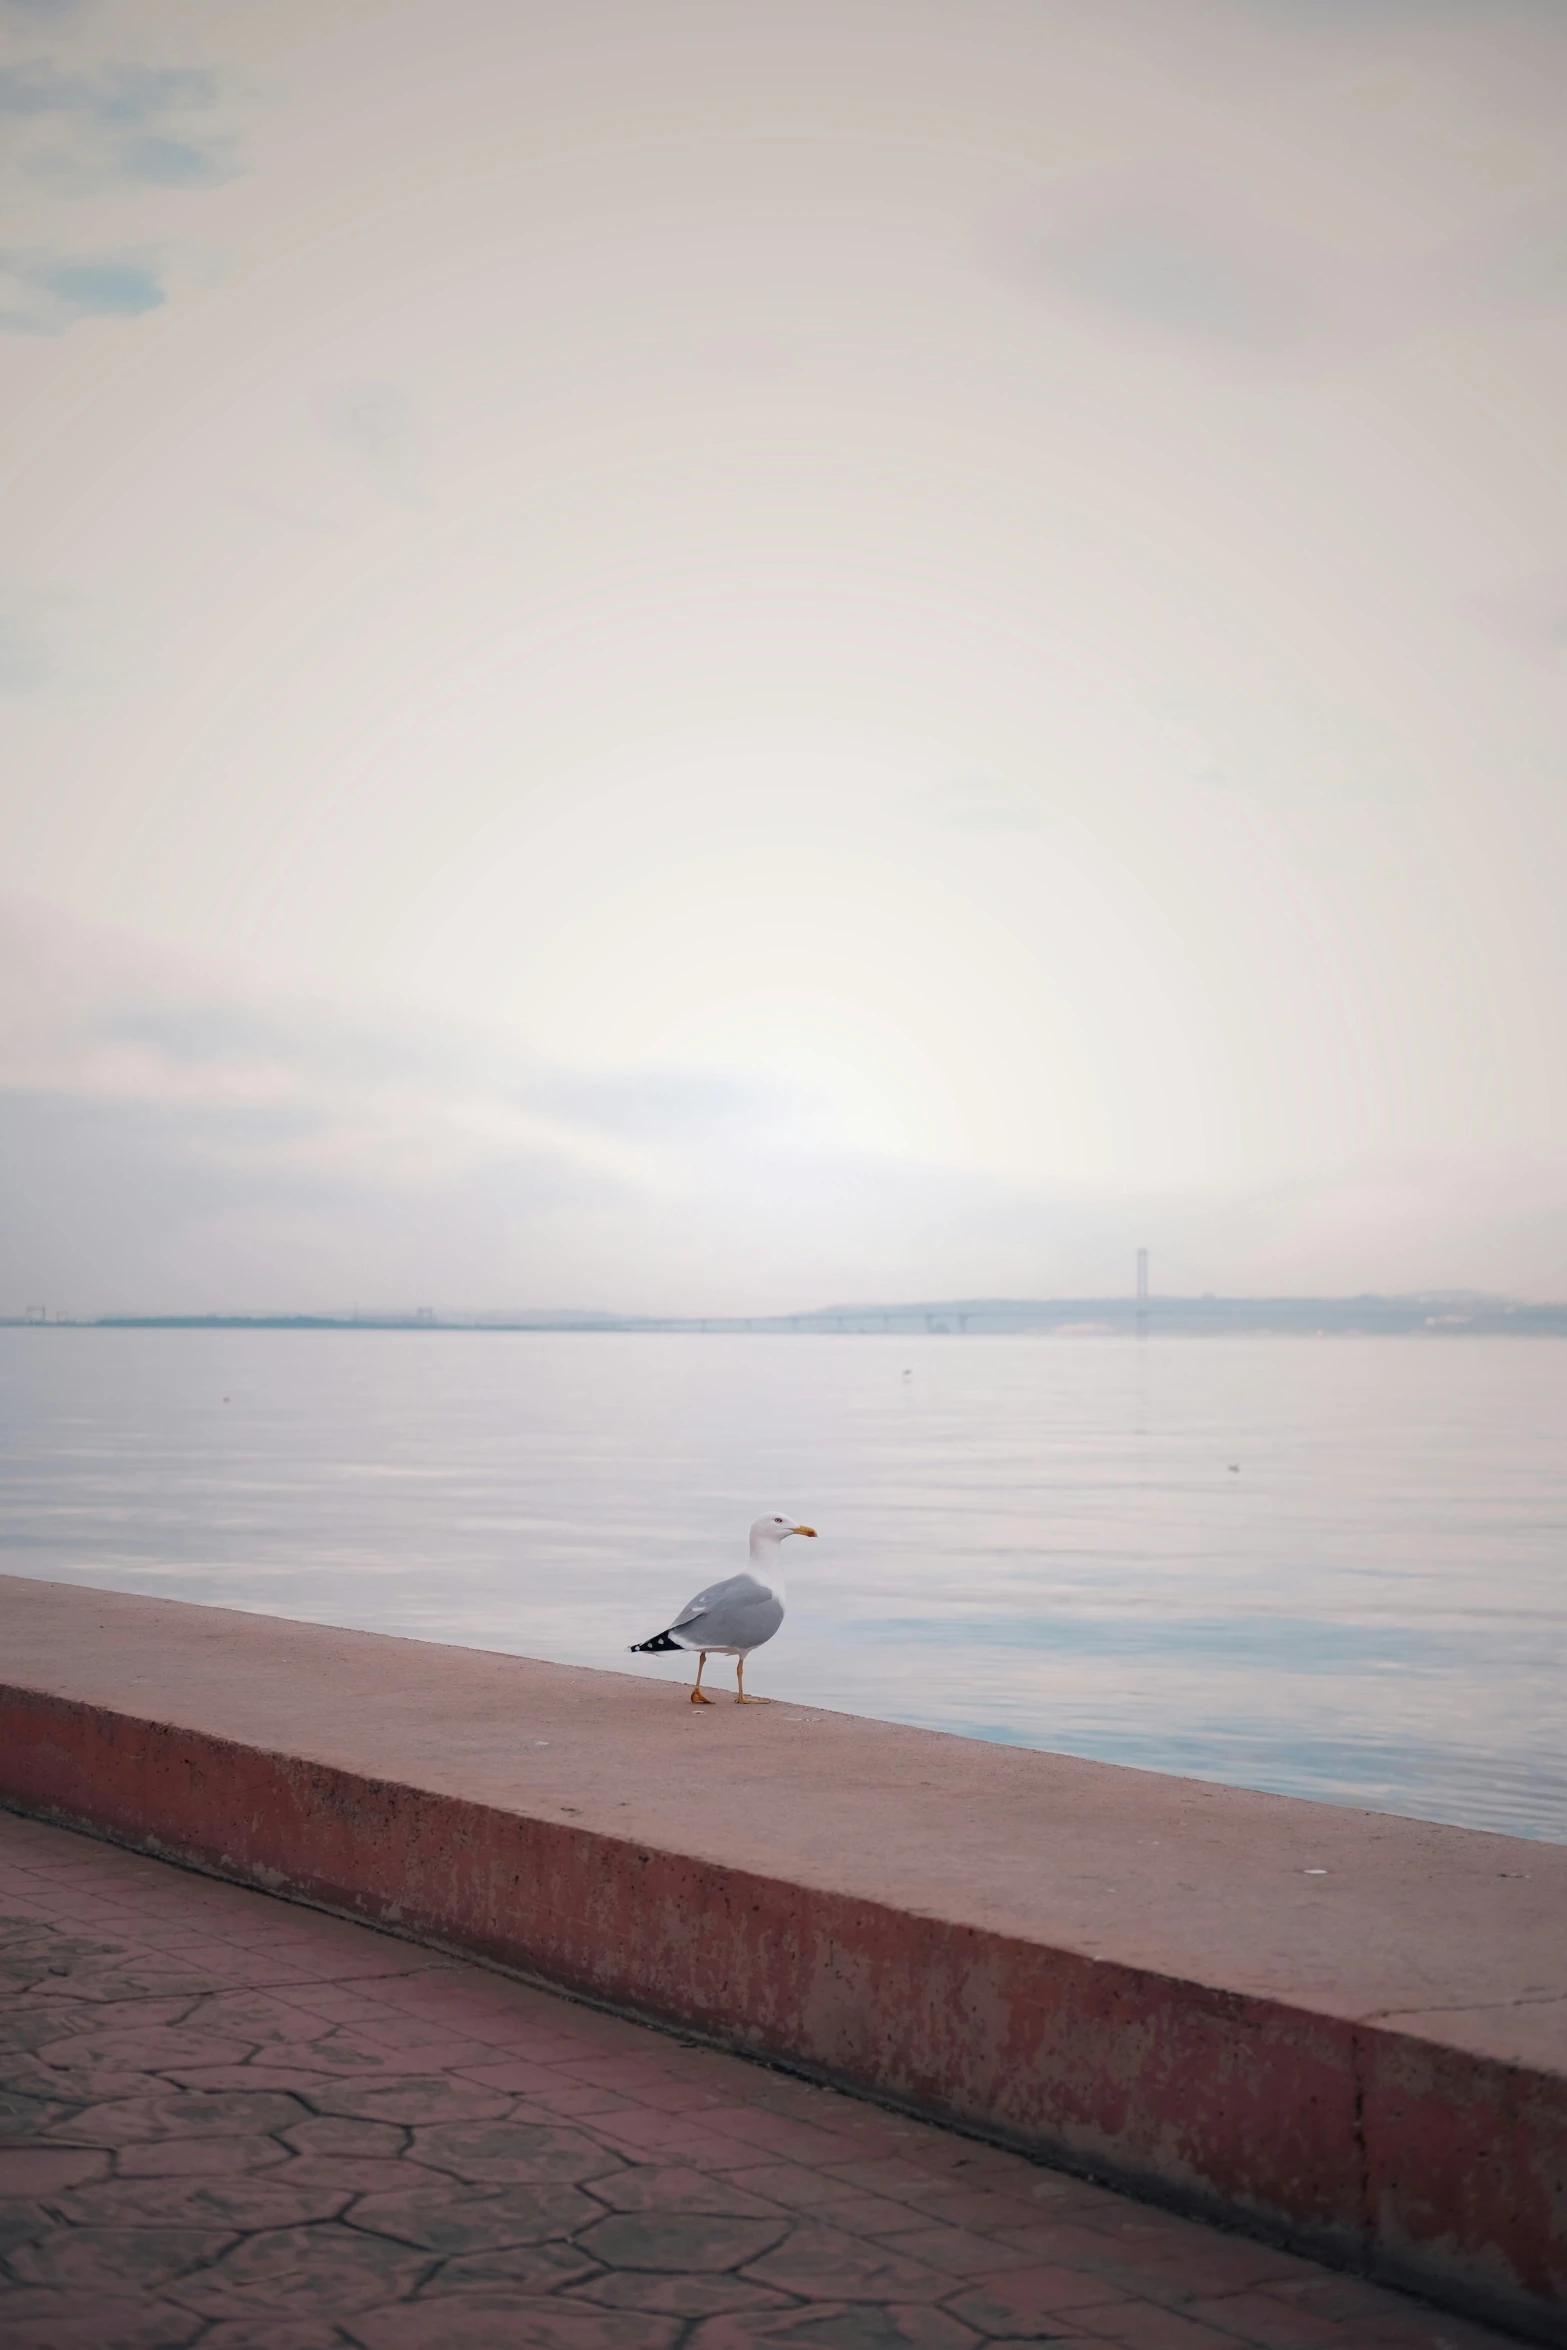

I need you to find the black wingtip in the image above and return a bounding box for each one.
[629,1629,682,1653]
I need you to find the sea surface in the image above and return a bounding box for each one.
[2,1328,1564,1843]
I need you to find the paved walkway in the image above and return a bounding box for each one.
[0,1811,1515,2350]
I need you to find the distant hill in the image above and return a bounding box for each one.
[13,1292,1567,1335]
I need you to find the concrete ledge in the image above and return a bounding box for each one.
[1,1575,1563,2343]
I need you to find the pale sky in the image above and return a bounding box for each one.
[4,0,1566,1314]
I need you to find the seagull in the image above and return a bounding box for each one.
[629,1514,817,1704]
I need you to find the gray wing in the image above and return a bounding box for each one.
[670,1571,784,1651]
[671,1571,765,1627]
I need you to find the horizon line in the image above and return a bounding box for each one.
[8,1288,1567,1334]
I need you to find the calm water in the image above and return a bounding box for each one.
[3,1329,1565,1842]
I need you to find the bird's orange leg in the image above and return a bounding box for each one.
[690,1651,714,1705]
[735,1655,763,1703]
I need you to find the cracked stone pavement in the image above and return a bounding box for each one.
[0,1808,1518,2350]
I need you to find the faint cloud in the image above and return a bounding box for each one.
[316,383,422,504]
[528,1069,773,1143]
[0,34,241,334]
[0,899,650,1308]
[240,385,426,530]
[0,252,163,332]
[1003,203,1304,352]
[114,130,234,189]
[31,255,158,314]
[0,62,217,118]
[0,61,238,190]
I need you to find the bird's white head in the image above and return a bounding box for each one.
[750,1514,817,1554]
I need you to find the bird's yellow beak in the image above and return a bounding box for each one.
[792,1524,817,1537]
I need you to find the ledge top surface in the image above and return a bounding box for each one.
[3,1572,1563,2068]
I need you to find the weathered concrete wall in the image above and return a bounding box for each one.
[2,1575,1563,2343]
